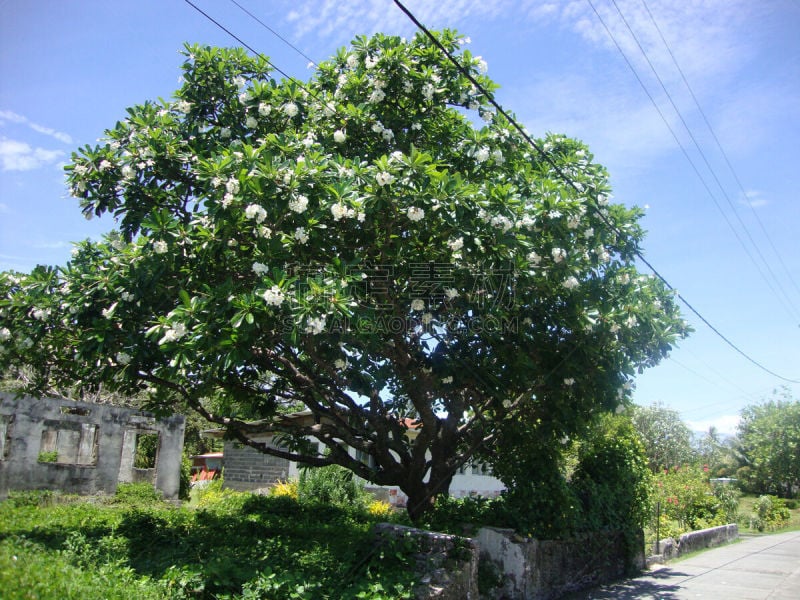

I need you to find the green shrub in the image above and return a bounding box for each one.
[37,450,58,463]
[114,482,164,506]
[420,495,510,535]
[297,464,371,509]
[750,495,790,531]
[5,489,54,507]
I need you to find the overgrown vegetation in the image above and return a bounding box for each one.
[0,483,416,599]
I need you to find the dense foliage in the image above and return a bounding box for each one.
[737,392,800,498]
[630,402,695,472]
[0,484,415,599]
[0,30,688,519]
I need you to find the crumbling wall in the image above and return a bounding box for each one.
[650,524,738,563]
[0,394,185,499]
[374,523,479,600]
[476,527,644,600]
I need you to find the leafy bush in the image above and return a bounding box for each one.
[750,495,790,531]
[269,479,299,500]
[712,483,741,523]
[652,465,714,535]
[5,489,54,507]
[113,482,164,506]
[193,478,248,512]
[297,465,371,509]
[366,500,394,519]
[37,450,58,463]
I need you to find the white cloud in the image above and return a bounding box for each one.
[740,190,768,209]
[687,414,741,437]
[283,0,513,44]
[0,137,64,171]
[0,109,73,145]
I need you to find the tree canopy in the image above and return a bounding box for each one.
[0,31,689,519]
[631,402,696,472]
[737,389,800,498]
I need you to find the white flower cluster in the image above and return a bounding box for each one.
[490,215,513,232]
[333,129,346,143]
[262,285,284,307]
[551,248,567,263]
[116,351,132,365]
[375,171,394,186]
[161,322,187,343]
[0,327,11,342]
[562,276,580,290]
[245,203,267,223]
[407,207,424,222]
[288,195,309,214]
[153,240,168,254]
[448,237,464,252]
[305,316,326,335]
[283,102,299,117]
[331,203,360,221]
[411,298,425,311]
[30,307,51,320]
[252,262,269,276]
[294,227,309,244]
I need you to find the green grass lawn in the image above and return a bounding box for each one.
[0,485,417,600]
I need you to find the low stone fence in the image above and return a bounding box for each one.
[374,523,646,599]
[374,523,479,599]
[476,527,643,600]
[650,523,738,564]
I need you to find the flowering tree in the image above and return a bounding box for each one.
[0,31,689,520]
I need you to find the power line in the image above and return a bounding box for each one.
[228,0,318,68]
[605,0,800,325]
[638,0,800,302]
[391,0,800,385]
[185,0,799,385]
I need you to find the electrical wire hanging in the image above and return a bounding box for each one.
[391,0,799,385]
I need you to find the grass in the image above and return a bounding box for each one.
[0,485,417,599]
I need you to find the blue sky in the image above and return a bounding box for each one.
[1,0,798,434]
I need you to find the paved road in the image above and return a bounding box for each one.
[565,531,800,599]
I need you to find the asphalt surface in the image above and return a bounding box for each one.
[565,531,800,599]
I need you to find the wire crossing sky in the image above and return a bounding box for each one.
[1,0,798,434]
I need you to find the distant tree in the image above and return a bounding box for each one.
[0,31,689,521]
[737,389,800,498]
[631,402,695,472]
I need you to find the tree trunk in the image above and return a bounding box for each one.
[405,488,436,523]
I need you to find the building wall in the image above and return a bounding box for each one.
[221,440,292,491]
[0,393,185,499]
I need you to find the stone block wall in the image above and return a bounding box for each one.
[373,523,479,600]
[221,440,291,491]
[476,527,644,600]
[651,523,738,563]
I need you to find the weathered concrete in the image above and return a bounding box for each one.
[650,523,738,564]
[219,440,292,491]
[477,527,644,600]
[374,523,479,600]
[0,394,185,499]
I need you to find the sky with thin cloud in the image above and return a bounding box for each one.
[1,0,798,436]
